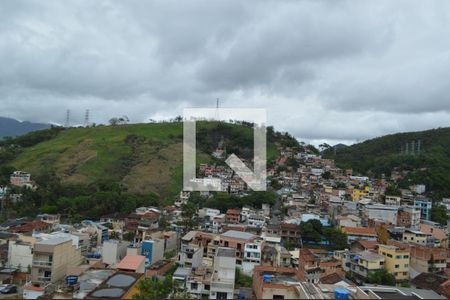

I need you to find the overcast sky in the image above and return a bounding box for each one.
[1,0,450,145]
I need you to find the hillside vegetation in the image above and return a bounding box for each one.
[324,127,450,199]
[0,121,284,197]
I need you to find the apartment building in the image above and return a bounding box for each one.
[141,239,165,266]
[414,198,432,221]
[210,247,236,300]
[378,244,410,282]
[31,236,83,283]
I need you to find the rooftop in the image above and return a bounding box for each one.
[221,230,255,240]
[116,255,145,271]
[216,247,236,258]
[343,226,377,236]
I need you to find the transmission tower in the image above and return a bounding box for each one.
[215,98,220,120]
[65,109,71,127]
[84,109,90,127]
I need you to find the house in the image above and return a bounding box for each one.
[179,243,203,269]
[296,248,342,284]
[342,227,377,243]
[225,209,241,224]
[336,215,361,228]
[385,195,401,206]
[420,223,448,249]
[253,266,301,299]
[378,244,410,282]
[365,204,398,225]
[210,247,236,300]
[8,240,33,272]
[350,240,378,253]
[242,239,263,275]
[116,255,146,273]
[397,206,421,229]
[402,229,428,245]
[409,245,447,274]
[348,251,385,283]
[219,230,255,266]
[414,198,432,221]
[10,171,33,188]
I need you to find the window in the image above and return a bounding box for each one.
[404,264,409,268]
[224,241,229,247]
[387,254,393,258]
[403,255,409,259]
[205,285,210,291]
[190,283,198,290]
[396,255,401,259]
[395,264,399,268]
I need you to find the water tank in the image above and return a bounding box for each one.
[263,274,273,283]
[66,275,78,286]
[334,288,350,300]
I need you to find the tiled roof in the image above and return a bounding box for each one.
[116,255,145,271]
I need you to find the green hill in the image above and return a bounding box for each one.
[324,127,450,199]
[0,122,284,196]
[0,121,295,220]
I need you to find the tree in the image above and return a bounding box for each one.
[431,205,448,226]
[299,221,322,243]
[133,276,175,300]
[180,202,198,231]
[322,171,332,180]
[323,227,348,250]
[235,268,253,288]
[377,225,390,244]
[367,269,396,286]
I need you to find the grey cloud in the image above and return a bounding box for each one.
[1,0,450,144]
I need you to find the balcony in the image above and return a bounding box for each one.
[33,260,53,267]
[38,276,52,282]
[211,281,234,291]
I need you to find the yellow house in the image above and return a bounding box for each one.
[352,186,369,201]
[378,244,410,282]
[402,229,428,245]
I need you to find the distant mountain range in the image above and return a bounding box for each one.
[0,117,50,139]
